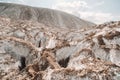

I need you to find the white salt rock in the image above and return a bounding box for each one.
[46,37,57,49]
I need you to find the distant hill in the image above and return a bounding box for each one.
[0,2,95,29]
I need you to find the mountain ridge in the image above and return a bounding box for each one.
[0,2,95,29]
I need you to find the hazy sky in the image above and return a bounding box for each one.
[0,0,120,24]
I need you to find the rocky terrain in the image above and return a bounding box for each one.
[0,2,120,80]
[0,16,120,80]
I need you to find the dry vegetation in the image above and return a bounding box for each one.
[0,16,120,80]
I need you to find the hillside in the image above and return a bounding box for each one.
[0,16,120,80]
[0,2,95,29]
[0,2,120,80]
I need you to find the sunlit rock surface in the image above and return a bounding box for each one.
[0,17,120,79]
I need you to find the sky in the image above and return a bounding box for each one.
[0,0,120,24]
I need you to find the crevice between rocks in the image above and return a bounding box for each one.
[58,56,70,68]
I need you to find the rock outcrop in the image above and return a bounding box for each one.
[0,16,120,80]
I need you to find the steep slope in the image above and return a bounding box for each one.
[0,2,95,29]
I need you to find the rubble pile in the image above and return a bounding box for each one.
[0,17,120,80]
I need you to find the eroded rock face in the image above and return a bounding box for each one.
[0,17,120,80]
